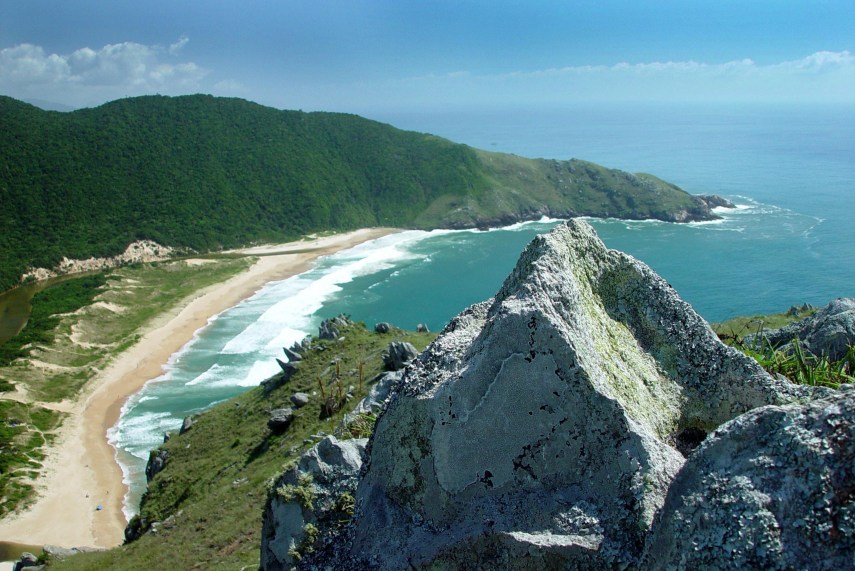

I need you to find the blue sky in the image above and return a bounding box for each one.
[1,1,854,112]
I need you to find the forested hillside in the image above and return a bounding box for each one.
[0,95,716,290]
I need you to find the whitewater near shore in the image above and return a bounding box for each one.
[0,228,398,549]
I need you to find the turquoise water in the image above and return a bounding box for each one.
[112,103,855,516]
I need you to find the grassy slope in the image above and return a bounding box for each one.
[434,151,708,228]
[0,95,714,290]
[711,306,818,342]
[50,322,435,570]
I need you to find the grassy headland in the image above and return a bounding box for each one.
[0,94,720,291]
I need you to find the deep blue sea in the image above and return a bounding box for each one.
[111,103,855,516]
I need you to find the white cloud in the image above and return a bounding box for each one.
[169,37,190,55]
[0,39,208,108]
[380,51,855,108]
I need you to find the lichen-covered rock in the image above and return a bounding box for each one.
[322,220,823,570]
[261,436,367,569]
[746,298,855,360]
[382,341,419,371]
[641,387,855,571]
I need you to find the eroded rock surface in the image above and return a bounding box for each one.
[261,436,367,570]
[296,219,823,570]
[642,387,855,571]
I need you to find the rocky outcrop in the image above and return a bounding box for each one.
[319,315,352,340]
[12,552,42,571]
[374,322,391,334]
[290,392,310,408]
[381,341,419,371]
[145,448,169,482]
[21,240,174,283]
[697,194,736,209]
[268,408,295,434]
[292,219,825,570]
[746,298,855,360]
[283,346,303,362]
[641,387,855,570]
[178,416,193,435]
[261,436,368,569]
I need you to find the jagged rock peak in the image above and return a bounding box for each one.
[311,219,826,570]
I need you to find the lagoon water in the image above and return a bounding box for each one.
[112,103,855,516]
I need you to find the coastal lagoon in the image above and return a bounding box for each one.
[113,103,854,516]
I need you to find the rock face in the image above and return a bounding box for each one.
[310,219,823,570]
[747,298,855,360]
[261,436,368,570]
[642,387,855,570]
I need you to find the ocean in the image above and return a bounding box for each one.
[111,102,855,517]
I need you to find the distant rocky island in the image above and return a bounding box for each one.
[0,94,730,291]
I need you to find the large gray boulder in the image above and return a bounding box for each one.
[261,436,368,569]
[747,298,855,360]
[311,220,822,569]
[382,341,419,371]
[642,387,855,571]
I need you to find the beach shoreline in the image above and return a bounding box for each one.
[0,228,399,550]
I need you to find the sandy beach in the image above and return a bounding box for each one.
[0,228,398,550]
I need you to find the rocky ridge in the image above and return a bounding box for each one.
[262,219,848,570]
[21,240,174,283]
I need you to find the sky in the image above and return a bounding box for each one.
[1,1,854,113]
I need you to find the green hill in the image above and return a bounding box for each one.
[0,94,718,290]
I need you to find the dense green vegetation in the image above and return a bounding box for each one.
[49,321,435,570]
[0,94,714,291]
[0,274,107,370]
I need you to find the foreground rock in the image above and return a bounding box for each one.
[642,387,855,570]
[747,298,855,360]
[284,220,824,570]
[261,436,368,569]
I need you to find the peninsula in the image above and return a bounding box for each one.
[0,94,728,291]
